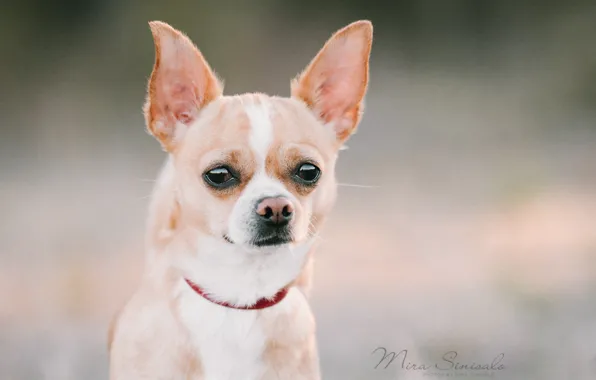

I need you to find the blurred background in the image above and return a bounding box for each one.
[1,1,596,379]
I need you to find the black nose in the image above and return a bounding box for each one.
[256,197,294,226]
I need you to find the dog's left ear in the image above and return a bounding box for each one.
[144,21,223,152]
[292,20,373,143]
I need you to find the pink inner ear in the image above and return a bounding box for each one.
[176,110,194,124]
[157,68,201,126]
[316,67,362,124]
[167,81,199,124]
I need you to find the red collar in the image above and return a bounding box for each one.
[184,278,289,310]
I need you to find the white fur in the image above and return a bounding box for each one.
[177,282,313,380]
[245,99,273,164]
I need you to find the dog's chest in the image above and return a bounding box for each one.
[177,288,311,380]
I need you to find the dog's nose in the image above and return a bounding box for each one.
[256,197,294,226]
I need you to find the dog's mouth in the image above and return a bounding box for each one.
[251,234,291,247]
[222,233,291,247]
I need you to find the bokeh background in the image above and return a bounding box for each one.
[1,1,596,379]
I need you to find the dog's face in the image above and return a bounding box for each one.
[144,21,372,252]
[173,95,339,249]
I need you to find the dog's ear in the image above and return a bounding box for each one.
[291,20,372,143]
[144,21,223,152]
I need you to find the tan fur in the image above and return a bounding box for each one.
[109,20,372,380]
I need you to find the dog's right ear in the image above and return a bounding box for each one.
[144,21,223,152]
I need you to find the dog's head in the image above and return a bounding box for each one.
[144,21,372,252]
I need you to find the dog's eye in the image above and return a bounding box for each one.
[204,167,237,188]
[294,163,321,185]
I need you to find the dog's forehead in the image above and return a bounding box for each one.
[182,94,336,161]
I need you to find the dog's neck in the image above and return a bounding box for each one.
[172,231,313,305]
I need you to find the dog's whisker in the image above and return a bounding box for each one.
[306,223,325,243]
[308,220,318,233]
[307,218,324,242]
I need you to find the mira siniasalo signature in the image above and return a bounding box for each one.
[372,347,506,372]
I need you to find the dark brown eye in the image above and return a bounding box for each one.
[294,163,321,185]
[204,167,237,188]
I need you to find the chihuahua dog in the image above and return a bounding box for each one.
[108,19,372,380]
